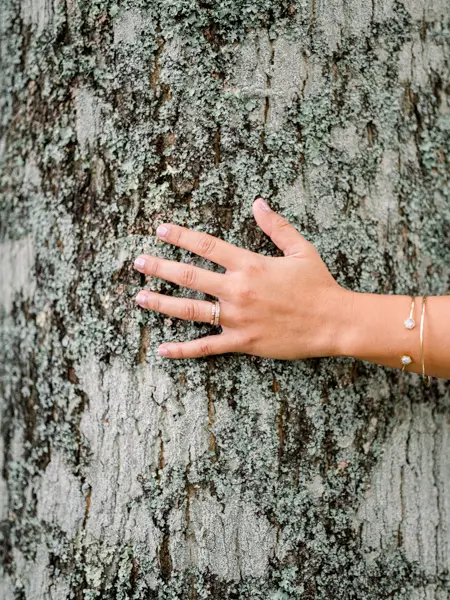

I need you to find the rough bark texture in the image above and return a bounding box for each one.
[1,0,449,598]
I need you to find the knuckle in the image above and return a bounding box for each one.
[233,310,252,326]
[198,342,211,356]
[172,227,183,245]
[149,295,161,312]
[182,302,198,321]
[180,265,197,287]
[171,344,183,359]
[237,285,256,303]
[197,234,216,257]
[242,332,258,349]
[274,216,289,231]
[148,260,159,276]
[244,260,266,277]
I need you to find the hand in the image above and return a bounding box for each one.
[133,197,350,360]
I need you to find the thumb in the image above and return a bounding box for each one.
[252,197,312,257]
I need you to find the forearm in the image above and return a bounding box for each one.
[333,290,450,381]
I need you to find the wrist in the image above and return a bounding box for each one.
[329,290,424,370]
[324,286,358,358]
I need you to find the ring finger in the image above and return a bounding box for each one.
[135,290,229,325]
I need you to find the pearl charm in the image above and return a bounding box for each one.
[401,298,416,372]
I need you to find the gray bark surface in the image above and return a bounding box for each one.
[0,0,449,598]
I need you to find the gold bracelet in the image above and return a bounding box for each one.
[401,296,415,371]
[420,295,431,387]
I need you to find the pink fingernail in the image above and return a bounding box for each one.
[158,346,169,356]
[135,291,149,307]
[134,256,146,270]
[257,197,270,211]
[157,225,169,237]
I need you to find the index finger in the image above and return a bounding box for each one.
[155,223,253,270]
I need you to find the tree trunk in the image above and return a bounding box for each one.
[1,1,449,598]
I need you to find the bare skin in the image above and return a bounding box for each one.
[133,197,450,382]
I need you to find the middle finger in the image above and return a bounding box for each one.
[134,254,232,298]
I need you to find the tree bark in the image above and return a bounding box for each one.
[1,1,449,598]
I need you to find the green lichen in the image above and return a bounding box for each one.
[1,0,449,598]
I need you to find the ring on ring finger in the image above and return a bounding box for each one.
[135,290,226,325]
[210,300,221,326]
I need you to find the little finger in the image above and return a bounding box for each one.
[158,333,240,359]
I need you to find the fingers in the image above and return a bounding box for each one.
[135,290,228,325]
[158,333,238,359]
[134,254,232,298]
[251,197,313,257]
[155,223,254,270]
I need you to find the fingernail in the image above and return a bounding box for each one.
[157,224,169,238]
[135,291,149,307]
[256,197,270,211]
[134,256,146,270]
[158,346,169,356]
